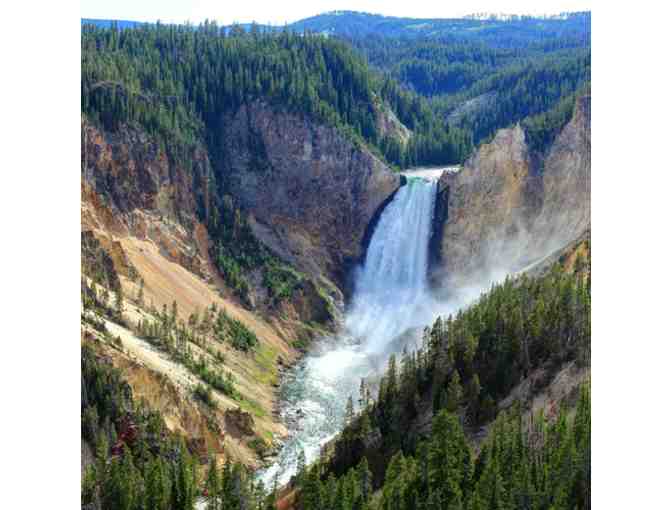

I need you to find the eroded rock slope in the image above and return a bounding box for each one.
[432,95,590,291]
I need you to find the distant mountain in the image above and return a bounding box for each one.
[290,10,590,46]
[80,18,146,29]
[82,11,591,46]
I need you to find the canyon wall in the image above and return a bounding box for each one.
[219,101,401,291]
[80,105,402,465]
[432,95,590,291]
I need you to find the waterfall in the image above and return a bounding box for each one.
[347,177,437,353]
[258,176,439,487]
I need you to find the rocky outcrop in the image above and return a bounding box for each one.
[81,117,214,280]
[432,124,541,286]
[220,101,401,292]
[521,228,591,279]
[282,277,335,325]
[225,408,256,437]
[375,101,412,145]
[81,118,211,227]
[432,95,590,291]
[447,91,497,127]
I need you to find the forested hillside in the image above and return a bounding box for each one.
[347,35,586,96]
[287,10,590,147]
[81,22,472,170]
[296,389,590,510]
[81,12,590,158]
[82,240,590,510]
[347,34,589,146]
[290,247,591,510]
[437,50,590,145]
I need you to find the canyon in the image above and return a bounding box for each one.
[81,91,590,476]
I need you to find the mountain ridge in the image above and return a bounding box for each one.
[81,10,591,44]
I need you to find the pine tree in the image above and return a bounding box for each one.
[171,441,196,510]
[205,456,220,510]
[301,466,323,510]
[102,446,139,510]
[427,411,467,509]
[446,370,463,413]
[95,433,109,484]
[345,395,355,426]
[145,456,171,510]
[359,379,367,408]
[296,448,307,488]
[356,458,372,503]
[171,300,179,325]
[114,287,125,320]
[466,374,481,421]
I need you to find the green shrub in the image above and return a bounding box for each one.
[263,262,301,303]
[247,437,269,458]
[214,309,259,352]
[194,383,215,408]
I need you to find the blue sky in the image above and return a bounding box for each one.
[80,0,591,25]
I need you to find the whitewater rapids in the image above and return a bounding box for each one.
[258,176,441,487]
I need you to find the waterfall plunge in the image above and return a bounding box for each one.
[259,177,439,487]
[347,177,437,353]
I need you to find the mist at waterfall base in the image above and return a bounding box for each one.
[258,176,504,488]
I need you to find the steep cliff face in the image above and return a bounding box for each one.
[432,124,541,286]
[432,95,590,291]
[81,117,211,222]
[81,117,213,278]
[220,101,402,291]
[527,95,591,260]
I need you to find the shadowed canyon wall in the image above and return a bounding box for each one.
[219,101,401,294]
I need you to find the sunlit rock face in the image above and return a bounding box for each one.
[432,95,591,293]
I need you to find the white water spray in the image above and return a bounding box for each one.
[258,176,440,487]
[347,177,437,353]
